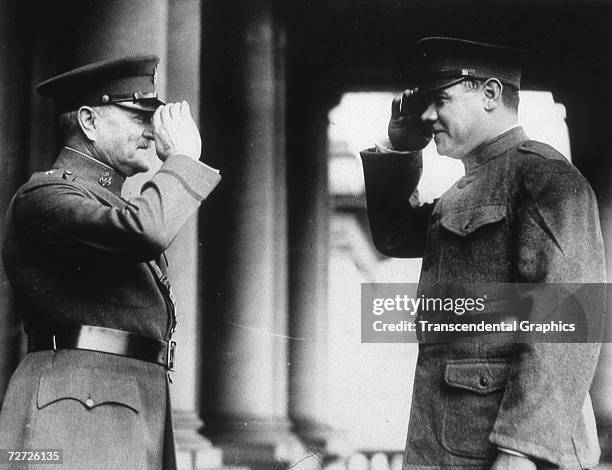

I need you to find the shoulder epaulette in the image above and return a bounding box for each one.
[517,140,566,162]
[34,169,78,182]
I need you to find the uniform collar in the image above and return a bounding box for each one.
[52,146,126,196]
[462,126,528,175]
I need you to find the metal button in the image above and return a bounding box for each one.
[85,398,95,408]
[479,376,489,387]
[101,94,110,103]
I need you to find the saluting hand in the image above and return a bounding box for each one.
[388,89,432,152]
[152,101,202,162]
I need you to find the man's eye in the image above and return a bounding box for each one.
[434,96,446,106]
[133,116,150,125]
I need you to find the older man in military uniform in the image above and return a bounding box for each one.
[361,38,605,469]
[0,56,221,469]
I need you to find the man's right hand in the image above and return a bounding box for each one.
[490,452,537,470]
[152,101,202,162]
[388,89,432,151]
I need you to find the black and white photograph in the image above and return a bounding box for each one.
[0,0,611,469]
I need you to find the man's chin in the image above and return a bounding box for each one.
[434,142,450,157]
[123,161,152,177]
[436,148,463,160]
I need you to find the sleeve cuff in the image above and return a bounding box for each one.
[490,432,561,466]
[370,138,422,155]
[159,154,222,200]
[497,447,530,459]
[196,160,220,174]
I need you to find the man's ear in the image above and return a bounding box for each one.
[77,106,98,142]
[483,78,503,111]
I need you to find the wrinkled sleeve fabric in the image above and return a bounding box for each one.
[11,154,221,262]
[489,156,606,465]
[360,148,434,258]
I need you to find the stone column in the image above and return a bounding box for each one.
[0,0,32,401]
[199,1,307,469]
[286,96,334,450]
[164,2,223,468]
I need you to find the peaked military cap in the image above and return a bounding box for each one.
[416,37,521,94]
[37,55,164,113]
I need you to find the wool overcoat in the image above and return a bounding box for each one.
[361,127,606,469]
[0,147,221,469]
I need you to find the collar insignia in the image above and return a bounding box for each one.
[99,171,113,187]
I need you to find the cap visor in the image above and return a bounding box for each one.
[419,77,467,95]
[114,98,165,113]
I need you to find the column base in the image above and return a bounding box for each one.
[173,410,224,470]
[291,417,354,463]
[204,415,319,470]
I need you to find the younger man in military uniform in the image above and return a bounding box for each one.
[362,38,605,470]
[0,56,221,469]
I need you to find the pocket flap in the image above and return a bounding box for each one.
[444,360,510,395]
[440,204,506,237]
[38,368,140,413]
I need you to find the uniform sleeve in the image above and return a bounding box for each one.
[489,156,606,465]
[360,148,434,258]
[11,154,221,262]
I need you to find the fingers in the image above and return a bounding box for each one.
[155,101,192,124]
[392,89,417,117]
[168,102,181,119]
[391,96,401,118]
[402,89,415,101]
[180,100,191,117]
[152,105,162,130]
[159,104,172,129]
[400,89,416,114]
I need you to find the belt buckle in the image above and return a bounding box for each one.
[166,340,177,371]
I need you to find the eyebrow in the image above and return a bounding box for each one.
[130,112,152,121]
[432,91,450,101]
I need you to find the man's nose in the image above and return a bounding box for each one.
[421,103,437,122]
[142,128,155,141]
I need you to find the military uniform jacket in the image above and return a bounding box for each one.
[0,147,221,469]
[361,127,606,469]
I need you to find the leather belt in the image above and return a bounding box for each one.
[27,325,176,371]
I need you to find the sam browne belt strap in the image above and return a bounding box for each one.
[27,325,176,371]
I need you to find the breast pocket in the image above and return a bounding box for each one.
[440,359,510,459]
[440,204,506,238]
[32,367,147,469]
[438,204,508,278]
